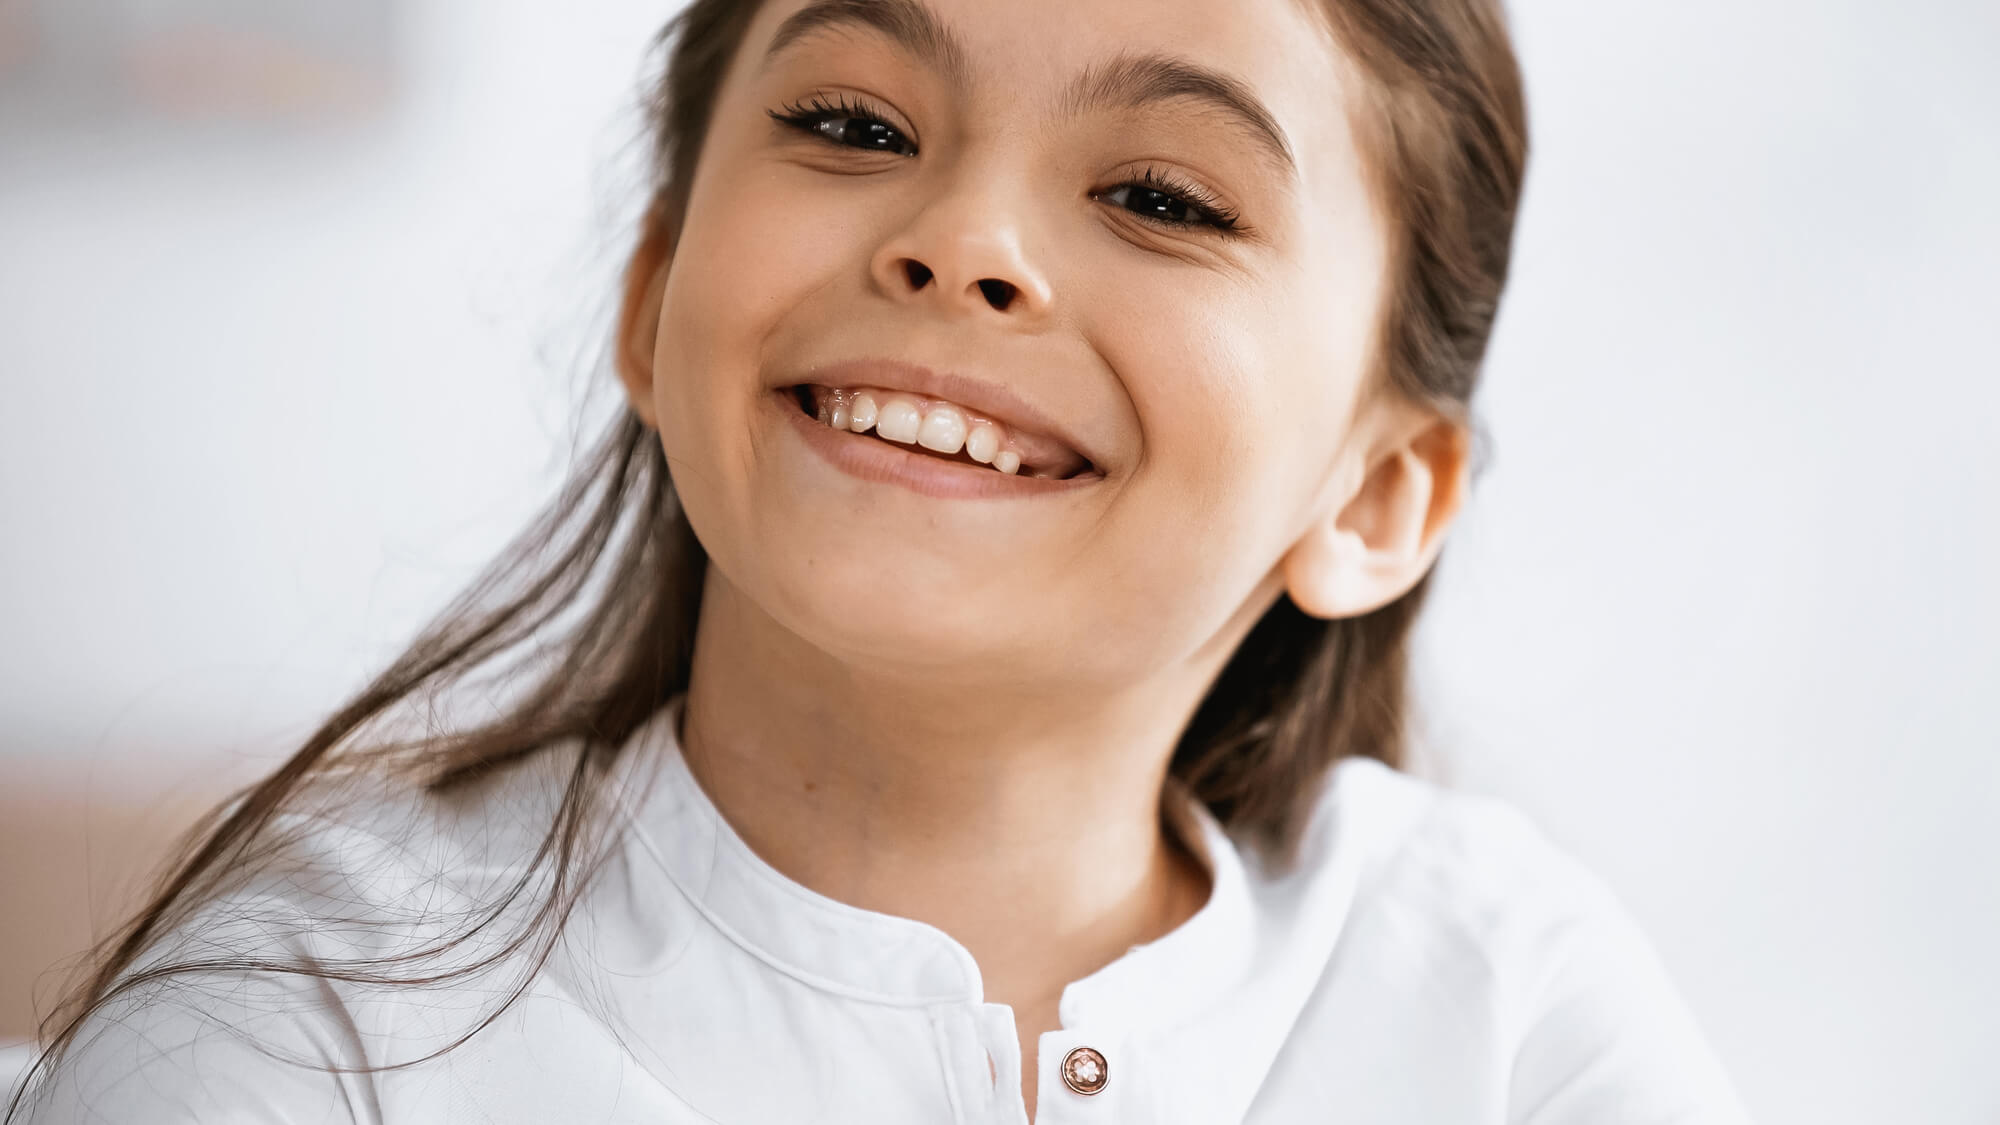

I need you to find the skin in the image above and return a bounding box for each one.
[615,0,1471,1117]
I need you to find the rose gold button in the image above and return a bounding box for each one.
[1061,1046,1108,1096]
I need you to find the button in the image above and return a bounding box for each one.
[1060,1046,1108,1096]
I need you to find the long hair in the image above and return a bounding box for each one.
[8,0,1525,1112]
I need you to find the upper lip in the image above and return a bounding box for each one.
[786,357,1101,474]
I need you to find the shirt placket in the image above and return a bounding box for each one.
[931,1002,1023,1125]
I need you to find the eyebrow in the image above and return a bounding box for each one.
[761,0,1300,184]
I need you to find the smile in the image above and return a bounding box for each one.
[774,387,1105,500]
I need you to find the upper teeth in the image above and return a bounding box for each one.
[815,386,1024,475]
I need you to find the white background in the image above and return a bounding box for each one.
[3,0,1995,1120]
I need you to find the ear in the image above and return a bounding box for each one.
[614,207,679,429]
[1281,406,1471,620]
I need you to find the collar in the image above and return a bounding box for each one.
[613,694,1257,1023]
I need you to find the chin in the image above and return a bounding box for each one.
[765,545,1038,669]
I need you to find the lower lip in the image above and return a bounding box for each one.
[770,389,1100,500]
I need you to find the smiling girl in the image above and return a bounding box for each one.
[12,0,1755,1121]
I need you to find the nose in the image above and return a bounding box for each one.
[869,167,1054,324]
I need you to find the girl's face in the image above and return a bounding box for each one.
[635,0,1404,686]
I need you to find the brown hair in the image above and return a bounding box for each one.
[9,0,1524,1111]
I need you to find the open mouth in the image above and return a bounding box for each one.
[786,384,1098,481]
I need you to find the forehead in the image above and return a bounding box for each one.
[746,0,1359,191]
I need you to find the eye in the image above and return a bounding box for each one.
[1093,167,1244,236]
[768,93,917,157]
[768,97,1247,237]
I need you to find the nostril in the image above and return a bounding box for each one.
[903,261,933,289]
[977,279,1015,310]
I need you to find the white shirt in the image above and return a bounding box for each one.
[23,695,1755,1123]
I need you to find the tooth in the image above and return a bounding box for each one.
[917,404,968,454]
[965,421,1000,464]
[847,391,878,433]
[874,396,923,443]
[829,389,851,430]
[994,450,1021,475]
[816,393,832,425]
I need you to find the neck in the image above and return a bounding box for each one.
[676,568,1225,1013]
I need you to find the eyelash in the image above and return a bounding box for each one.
[766,93,1246,236]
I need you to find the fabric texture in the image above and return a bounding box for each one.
[17,696,1755,1123]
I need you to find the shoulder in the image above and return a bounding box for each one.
[1272,758,1755,1123]
[1253,757,1603,933]
[14,743,613,1124]
[1289,756,1669,1012]
[223,739,607,936]
[1311,758,1624,952]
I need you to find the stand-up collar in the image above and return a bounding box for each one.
[614,695,1256,1020]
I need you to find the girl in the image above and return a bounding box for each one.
[12,0,1756,1121]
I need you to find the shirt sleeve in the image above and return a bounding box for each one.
[18,976,377,1125]
[15,904,381,1125]
[1503,873,1756,1125]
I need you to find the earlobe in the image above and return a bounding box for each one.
[1280,518,1369,619]
[1281,418,1470,620]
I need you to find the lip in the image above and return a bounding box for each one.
[785,357,1102,474]
[771,388,1101,500]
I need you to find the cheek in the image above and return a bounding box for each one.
[656,160,856,401]
[648,151,864,488]
[1084,264,1375,647]
[1111,292,1335,553]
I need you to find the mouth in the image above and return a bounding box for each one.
[784,383,1100,482]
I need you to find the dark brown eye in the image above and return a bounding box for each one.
[1094,168,1242,234]
[769,95,916,157]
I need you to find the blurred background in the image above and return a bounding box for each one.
[1,0,1994,1120]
